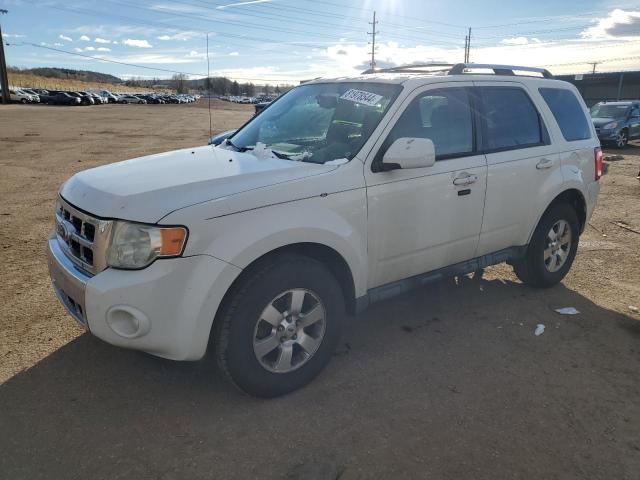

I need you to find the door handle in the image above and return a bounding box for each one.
[536,158,554,169]
[453,172,478,186]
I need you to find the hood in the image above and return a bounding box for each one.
[591,117,619,128]
[61,145,338,222]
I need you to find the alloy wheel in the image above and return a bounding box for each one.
[252,288,326,373]
[544,219,572,273]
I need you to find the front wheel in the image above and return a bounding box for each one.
[614,129,628,149]
[214,254,344,397]
[513,203,580,288]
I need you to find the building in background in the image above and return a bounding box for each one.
[556,71,640,107]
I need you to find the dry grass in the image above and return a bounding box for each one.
[8,72,169,93]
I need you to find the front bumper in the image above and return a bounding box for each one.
[596,129,618,142]
[47,237,90,328]
[47,235,242,361]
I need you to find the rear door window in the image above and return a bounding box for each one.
[478,86,547,152]
[539,88,591,141]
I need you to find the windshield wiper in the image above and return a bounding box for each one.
[225,138,251,152]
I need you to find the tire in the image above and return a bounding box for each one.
[615,129,628,149]
[513,203,580,288]
[214,254,345,397]
[21,98,28,104]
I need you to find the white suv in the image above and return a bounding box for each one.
[48,64,601,396]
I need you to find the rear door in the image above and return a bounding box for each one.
[474,82,560,256]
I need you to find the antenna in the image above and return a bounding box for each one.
[206,33,212,140]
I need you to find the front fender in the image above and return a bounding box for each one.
[165,188,369,298]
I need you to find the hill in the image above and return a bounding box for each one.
[9,67,123,84]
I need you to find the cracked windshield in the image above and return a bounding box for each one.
[227,82,401,164]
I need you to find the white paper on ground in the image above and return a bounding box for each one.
[555,307,580,315]
[534,324,545,336]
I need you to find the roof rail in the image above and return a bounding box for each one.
[362,63,455,75]
[449,63,553,78]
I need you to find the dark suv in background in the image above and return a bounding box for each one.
[590,101,640,148]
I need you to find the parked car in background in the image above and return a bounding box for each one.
[254,101,271,115]
[589,100,640,148]
[20,88,42,103]
[84,92,105,104]
[47,92,82,106]
[208,129,237,145]
[6,87,38,104]
[119,94,147,104]
[68,91,95,106]
[48,63,601,397]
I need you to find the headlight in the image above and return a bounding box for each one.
[106,221,187,269]
[603,121,618,130]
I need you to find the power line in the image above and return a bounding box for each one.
[13,42,296,82]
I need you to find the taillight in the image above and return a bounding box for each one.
[594,147,603,181]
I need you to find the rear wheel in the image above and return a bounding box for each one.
[214,254,344,397]
[513,203,580,288]
[20,98,28,104]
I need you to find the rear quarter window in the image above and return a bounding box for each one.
[539,88,591,141]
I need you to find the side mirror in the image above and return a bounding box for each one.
[381,137,436,171]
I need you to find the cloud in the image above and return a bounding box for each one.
[217,0,271,9]
[4,33,26,38]
[157,32,197,41]
[97,47,111,52]
[501,36,542,45]
[59,34,72,42]
[95,37,110,44]
[582,9,640,39]
[84,46,96,51]
[336,49,348,55]
[53,42,63,46]
[79,35,91,41]
[123,38,153,48]
[229,51,240,56]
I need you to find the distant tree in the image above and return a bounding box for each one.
[263,83,271,95]
[244,82,255,96]
[172,73,188,93]
[230,80,240,95]
[274,84,281,95]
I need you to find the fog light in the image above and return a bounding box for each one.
[106,305,150,338]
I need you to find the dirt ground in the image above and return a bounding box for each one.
[0,101,639,479]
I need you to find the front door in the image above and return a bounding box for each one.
[365,84,487,288]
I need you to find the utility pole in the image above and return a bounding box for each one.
[0,9,10,105]
[464,34,468,63]
[465,27,472,63]
[588,61,600,74]
[368,11,378,71]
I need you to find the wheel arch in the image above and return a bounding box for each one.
[532,188,587,240]
[217,243,358,320]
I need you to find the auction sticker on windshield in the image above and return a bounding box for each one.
[340,89,383,106]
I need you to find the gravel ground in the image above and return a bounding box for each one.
[0,101,639,479]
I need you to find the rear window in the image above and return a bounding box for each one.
[539,88,591,141]
[479,87,547,151]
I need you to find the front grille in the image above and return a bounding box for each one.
[55,197,112,275]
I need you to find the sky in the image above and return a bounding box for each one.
[1,0,640,84]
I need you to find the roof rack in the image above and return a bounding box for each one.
[361,63,455,75]
[448,63,553,78]
[362,62,553,79]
